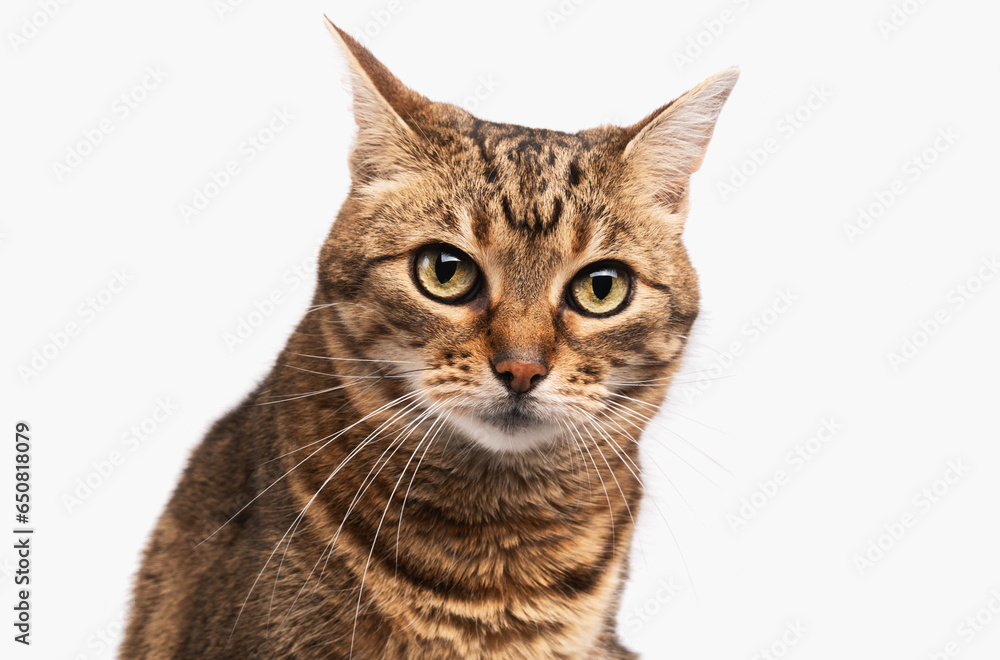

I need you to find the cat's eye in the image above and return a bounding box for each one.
[414,245,480,303]
[567,262,631,316]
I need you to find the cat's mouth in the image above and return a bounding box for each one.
[443,397,562,453]
[483,403,543,432]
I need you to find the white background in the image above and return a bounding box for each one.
[2,0,999,658]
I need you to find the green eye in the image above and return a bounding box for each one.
[414,245,480,302]
[569,262,631,316]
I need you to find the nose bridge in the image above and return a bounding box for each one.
[488,299,554,363]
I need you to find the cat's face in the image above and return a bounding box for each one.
[318,23,736,454]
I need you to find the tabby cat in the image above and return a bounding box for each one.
[120,18,738,660]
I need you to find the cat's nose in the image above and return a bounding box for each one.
[492,358,548,394]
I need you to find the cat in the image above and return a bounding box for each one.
[120,17,737,660]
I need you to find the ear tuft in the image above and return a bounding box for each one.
[623,66,739,210]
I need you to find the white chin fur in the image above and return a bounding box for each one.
[447,413,562,454]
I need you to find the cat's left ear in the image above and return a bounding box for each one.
[622,67,739,212]
[324,17,430,186]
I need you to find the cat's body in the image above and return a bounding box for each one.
[120,310,639,659]
[121,19,737,660]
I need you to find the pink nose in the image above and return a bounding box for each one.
[493,359,548,394]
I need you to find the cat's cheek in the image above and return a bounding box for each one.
[557,311,624,350]
[420,308,486,347]
[557,311,589,339]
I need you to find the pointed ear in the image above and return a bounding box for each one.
[324,17,430,186]
[622,67,739,211]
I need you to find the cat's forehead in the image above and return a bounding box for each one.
[459,118,616,213]
[401,120,637,299]
[430,118,636,257]
[347,114,673,296]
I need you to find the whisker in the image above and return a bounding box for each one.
[395,406,455,567]
[278,363,432,382]
[557,414,592,498]
[275,398,441,626]
[276,363,387,380]
[585,406,701,600]
[570,408,645,570]
[252,382,364,406]
[562,418,616,553]
[601,402,719,487]
[606,373,740,387]
[306,402,450,598]
[268,397,430,625]
[605,395,732,476]
[303,302,342,315]
[205,388,429,548]
[223,388,430,647]
[293,352,424,365]
[593,404,703,523]
[254,364,434,409]
[573,408,646,493]
[574,406,652,570]
[259,389,425,465]
[258,397,435,631]
[348,399,455,658]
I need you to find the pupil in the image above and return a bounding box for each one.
[592,275,613,300]
[435,253,459,283]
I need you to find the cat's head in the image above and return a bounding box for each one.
[316,20,737,454]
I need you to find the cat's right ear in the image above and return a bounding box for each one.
[324,17,430,186]
[621,66,739,216]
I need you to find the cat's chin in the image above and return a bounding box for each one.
[448,410,563,454]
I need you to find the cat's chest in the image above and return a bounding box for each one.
[287,481,631,658]
[344,520,628,659]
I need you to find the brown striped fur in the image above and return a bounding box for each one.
[120,19,738,660]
